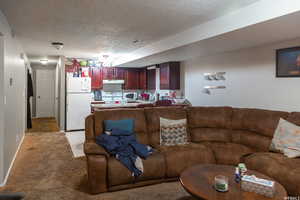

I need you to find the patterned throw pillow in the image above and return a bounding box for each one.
[270,118,300,158]
[160,117,188,146]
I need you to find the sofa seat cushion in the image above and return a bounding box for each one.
[244,152,300,196]
[201,142,255,165]
[107,152,165,187]
[158,143,216,178]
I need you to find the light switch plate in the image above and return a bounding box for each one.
[9,77,13,86]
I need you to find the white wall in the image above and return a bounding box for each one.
[183,38,300,112]
[0,10,27,185]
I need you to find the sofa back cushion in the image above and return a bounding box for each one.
[231,108,289,138]
[187,107,233,143]
[287,112,300,126]
[94,108,148,144]
[231,130,271,152]
[144,107,188,147]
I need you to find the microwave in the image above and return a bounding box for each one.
[123,92,137,101]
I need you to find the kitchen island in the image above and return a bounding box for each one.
[91,99,190,112]
[91,100,154,111]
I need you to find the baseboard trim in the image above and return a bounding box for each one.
[0,133,25,187]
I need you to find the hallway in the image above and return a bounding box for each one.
[27,118,60,133]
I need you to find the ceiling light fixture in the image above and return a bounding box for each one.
[40,59,48,65]
[51,42,64,50]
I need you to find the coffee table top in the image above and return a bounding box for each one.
[180,164,287,200]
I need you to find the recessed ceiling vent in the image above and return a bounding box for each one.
[51,42,64,50]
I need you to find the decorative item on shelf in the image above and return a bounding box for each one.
[80,60,87,67]
[204,72,226,81]
[202,85,226,95]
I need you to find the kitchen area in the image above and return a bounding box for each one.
[65,59,187,131]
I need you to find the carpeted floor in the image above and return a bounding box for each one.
[0,131,194,200]
[28,118,60,132]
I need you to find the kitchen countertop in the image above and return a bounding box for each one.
[91,100,153,109]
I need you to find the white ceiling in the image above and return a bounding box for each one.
[119,10,300,67]
[0,0,260,62]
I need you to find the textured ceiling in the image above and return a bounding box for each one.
[0,0,259,61]
[119,10,300,67]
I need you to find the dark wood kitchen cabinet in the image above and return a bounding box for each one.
[90,67,103,89]
[124,68,140,90]
[102,67,114,80]
[102,67,125,80]
[159,62,180,90]
[147,68,156,90]
[138,68,147,90]
[114,68,125,80]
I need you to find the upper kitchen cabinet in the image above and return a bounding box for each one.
[138,68,147,90]
[159,62,180,90]
[90,67,103,90]
[124,68,140,90]
[147,68,156,90]
[102,67,125,80]
[115,67,125,80]
[102,67,113,80]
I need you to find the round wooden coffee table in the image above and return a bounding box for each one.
[180,164,287,200]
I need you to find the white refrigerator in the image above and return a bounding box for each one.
[66,75,92,131]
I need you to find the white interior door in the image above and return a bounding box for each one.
[36,68,55,118]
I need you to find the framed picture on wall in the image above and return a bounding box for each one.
[276,46,300,77]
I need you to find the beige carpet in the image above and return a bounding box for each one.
[27,118,60,132]
[0,131,194,200]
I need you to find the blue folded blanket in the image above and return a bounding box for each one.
[96,128,153,177]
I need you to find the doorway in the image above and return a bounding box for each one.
[35,68,56,118]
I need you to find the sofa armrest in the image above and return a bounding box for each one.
[84,142,109,158]
[86,154,108,194]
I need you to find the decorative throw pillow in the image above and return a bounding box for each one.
[160,117,188,146]
[270,118,300,158]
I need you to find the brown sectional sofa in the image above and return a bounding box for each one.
[84,106,300,195]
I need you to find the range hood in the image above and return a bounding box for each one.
[103,80,124,92]
[103,80,124,84]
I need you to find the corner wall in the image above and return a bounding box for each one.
[0,33,4,184]
[183,38,300,112]
[0,10,27,185]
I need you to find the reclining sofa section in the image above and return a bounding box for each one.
[84,106,300,196]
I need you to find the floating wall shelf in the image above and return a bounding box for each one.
[203,72,226,95]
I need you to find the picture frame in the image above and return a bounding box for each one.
[276,46,300,77]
